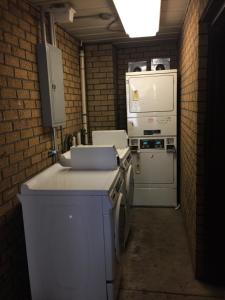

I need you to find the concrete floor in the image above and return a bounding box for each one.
[119,208,224,300]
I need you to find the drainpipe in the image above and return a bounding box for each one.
[79,42,88,145]
[49,12,56,46]
[41,9,47,45]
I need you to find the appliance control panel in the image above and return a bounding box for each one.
[129,137,176,153]
[140,139,164,149]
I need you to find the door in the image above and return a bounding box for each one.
[201,2,225,283]
[133,152,174,184]
[128,74,174,113]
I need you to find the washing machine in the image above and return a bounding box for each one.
[91,130,134,207]
[92,130,134,243]
[116,148,134,244]
[129,136,177,207]
[19,162,125,300]
[60,143,134,245]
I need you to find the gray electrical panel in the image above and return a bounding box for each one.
[37,43,66,127]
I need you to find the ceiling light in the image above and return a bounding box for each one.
[112,0,161,38]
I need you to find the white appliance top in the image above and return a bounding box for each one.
[126,69,177,77]
[70,145,118,170]
[21,163,120,196]
[60,147,130,168]
[116,147,130,160]
[92,130,128,149]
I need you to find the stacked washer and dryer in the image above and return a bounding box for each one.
[19,146,127,300]
[126,69,177,207]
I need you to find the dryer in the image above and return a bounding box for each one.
[126,69,177,138]
[19,163,125,300]
[126,70,177,207]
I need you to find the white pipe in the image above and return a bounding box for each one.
[79,43,88,145]
[77,131,81,145]
[41,9,47,45]
[49,12,56,46]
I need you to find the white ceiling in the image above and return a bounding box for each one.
[30,0,190,43]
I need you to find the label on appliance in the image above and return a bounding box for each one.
[148,118,155,123]
[132,90,140,101]
[157,117,172,124]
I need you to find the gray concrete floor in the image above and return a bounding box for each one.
[119,208,224,300]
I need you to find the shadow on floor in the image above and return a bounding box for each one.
[119,208,224,300]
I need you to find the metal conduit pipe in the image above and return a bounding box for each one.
[49,12,56,46]
[41,9,47,45]
[80,42,88,144]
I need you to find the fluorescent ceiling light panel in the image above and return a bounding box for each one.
[113,0,161,38]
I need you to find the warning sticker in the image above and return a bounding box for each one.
[133,90,139,101]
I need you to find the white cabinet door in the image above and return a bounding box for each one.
[133,152,174,184]
[128,75,174,113]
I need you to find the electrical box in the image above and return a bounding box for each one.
[37,43,66,127]
[48,5,76,23]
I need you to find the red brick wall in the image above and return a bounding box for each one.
[116,41,178,129]
[85,43,117,133]
[179,0,208,275]
[0,0,82,298]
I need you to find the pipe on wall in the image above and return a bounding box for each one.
[41,9,47,45]
[80,42,88,144]
[49,12,57,46]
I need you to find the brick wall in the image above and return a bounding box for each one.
[85,43,117,134]
[116,41,178,129]
[0,0,82,298]
[179,0,208,276]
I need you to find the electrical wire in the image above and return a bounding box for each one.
[74,13,123,33]
[107,16,123,32]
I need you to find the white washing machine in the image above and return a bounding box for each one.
[116,148,134,207]
[60,144,134,245]
[116,148,134,244]
[92,130,134,243]
[19,163,125,300]
[130,136,177,207]
[91,130,134,207]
